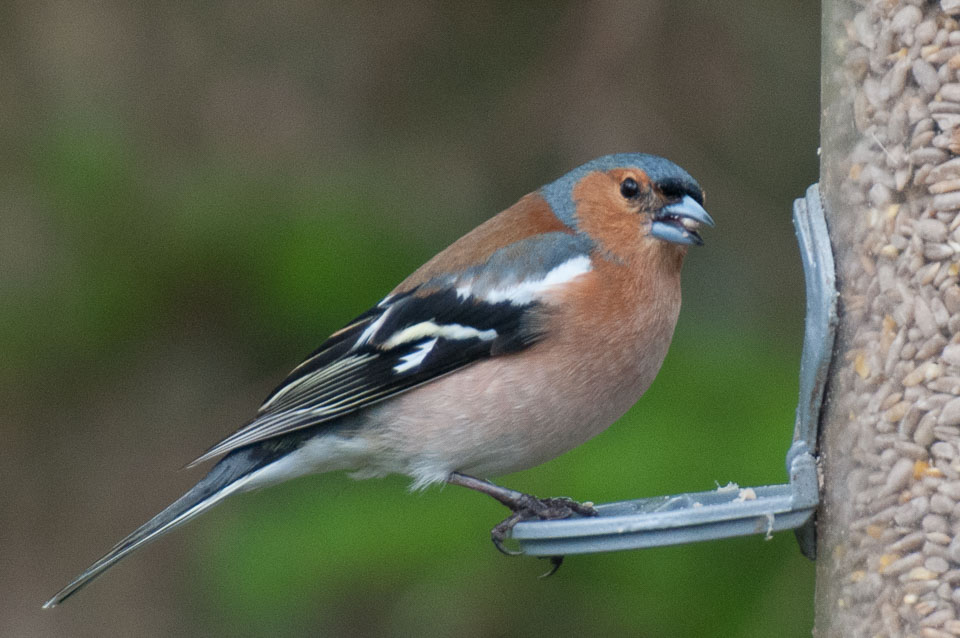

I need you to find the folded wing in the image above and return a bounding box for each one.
[190,231,594,466]
[189,287,543,465]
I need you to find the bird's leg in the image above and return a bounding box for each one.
[446,472,598,565]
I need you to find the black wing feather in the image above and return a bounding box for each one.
[190,286,541,465]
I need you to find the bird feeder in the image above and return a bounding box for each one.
[813,2,960,636]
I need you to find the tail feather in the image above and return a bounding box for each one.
[43,450,265,608]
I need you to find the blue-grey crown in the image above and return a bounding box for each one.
[540,153,700,231]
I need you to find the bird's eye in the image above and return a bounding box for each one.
[620,177,640,199]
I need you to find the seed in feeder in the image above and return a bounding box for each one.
[866,524,885,539]
[938,397,960,427]
[927,531,952,545]
[827,3,960,631]
[915,60,942,94]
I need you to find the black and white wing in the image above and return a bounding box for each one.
[189,286,544,465]
[190,229,596,465]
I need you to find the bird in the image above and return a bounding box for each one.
[43,152,712,607]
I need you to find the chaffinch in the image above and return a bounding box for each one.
[45,152,712,607]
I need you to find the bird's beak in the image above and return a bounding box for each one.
[650,195,715,246]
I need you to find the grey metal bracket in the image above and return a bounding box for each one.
[510,183,837,559]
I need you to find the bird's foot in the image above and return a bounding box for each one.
[445,472,597,574]
[489,494,598,556]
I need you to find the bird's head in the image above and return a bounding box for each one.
[541,153,714,261]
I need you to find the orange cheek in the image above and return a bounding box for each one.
[571,172,649,261]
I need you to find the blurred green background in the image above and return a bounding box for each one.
[3,2,820,636]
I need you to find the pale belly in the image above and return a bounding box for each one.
[353,326,674,487]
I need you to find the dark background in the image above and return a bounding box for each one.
[3,2,820,636]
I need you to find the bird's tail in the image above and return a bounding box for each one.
[43,447,273,608]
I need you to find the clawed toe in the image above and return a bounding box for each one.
[445,473,597,571]
[537,496,597,519]
[491,511,526,556]
[539,555,563,579]
[488,494,598,558]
